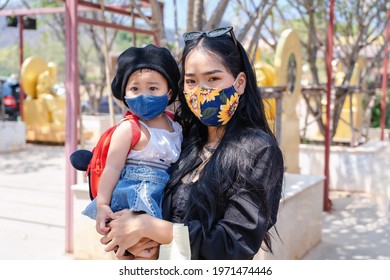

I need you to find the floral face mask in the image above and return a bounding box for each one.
[184,80,240,126]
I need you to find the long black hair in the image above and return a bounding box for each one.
[167,32,281,254]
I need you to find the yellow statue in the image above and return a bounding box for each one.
[21,56,66,143]
[331,57,365,144]
[254,29,302,173]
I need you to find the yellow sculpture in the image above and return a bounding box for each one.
[21,56,66,143]
[331,57,365,144]
[254,29,302,173]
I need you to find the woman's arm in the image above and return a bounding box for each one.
[183,144,284,260]
[100,209,173,258]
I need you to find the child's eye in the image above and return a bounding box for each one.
[129,87,139,91]
[150,87,158,91]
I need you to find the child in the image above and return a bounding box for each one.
[82,45,182,247]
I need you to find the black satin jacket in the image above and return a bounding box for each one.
[162,128,284,260]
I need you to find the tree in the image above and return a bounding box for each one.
[33,0,129,114]
[0,0,10,10]
[130,0,278,56]
[334,0,388,86]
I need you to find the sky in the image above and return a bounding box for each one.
[1,0,242,33]
[162,0,238,32]
[163,0,188,30]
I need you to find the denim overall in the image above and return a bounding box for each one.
[82,164,169,219]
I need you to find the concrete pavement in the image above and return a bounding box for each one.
[0,142,389,260]
[303,191,390,259]
[0,144,72,259]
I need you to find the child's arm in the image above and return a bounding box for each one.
[95,121,133,235]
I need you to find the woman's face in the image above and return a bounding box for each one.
[183,49,237,92]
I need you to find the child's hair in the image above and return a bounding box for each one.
[111,44,180,106]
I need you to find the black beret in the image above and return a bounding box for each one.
[111,44,180,106]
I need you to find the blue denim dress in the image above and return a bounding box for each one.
[82,164,169,219]
[82,115,182,220]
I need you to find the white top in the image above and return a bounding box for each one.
[127,116,182,169]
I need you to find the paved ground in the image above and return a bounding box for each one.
[303,191,390,259]
[0,142,389,260]
[0,144,72,259]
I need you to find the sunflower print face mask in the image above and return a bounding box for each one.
[184,81,240,126]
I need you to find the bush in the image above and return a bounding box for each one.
[371,93,390,128]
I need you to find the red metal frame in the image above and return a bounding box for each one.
[77,17,158,44]
[324,0,335,212]
[18,15,24,120]
[64,0,78,254]
[76,0,151,19]
[0,4,151,17]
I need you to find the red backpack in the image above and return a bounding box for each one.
[70,111,175,200]
[86,112,141,200]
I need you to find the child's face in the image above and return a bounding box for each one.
[125,69,169,98]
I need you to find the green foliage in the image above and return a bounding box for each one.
[30,0,62,8]
[114,31,154,52]
[115,31,134,51]
[0,46,19,76]
[371,93,390,128]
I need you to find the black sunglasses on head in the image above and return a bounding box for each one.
[183,26,238,47]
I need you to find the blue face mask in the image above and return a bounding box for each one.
[124,93,168,120]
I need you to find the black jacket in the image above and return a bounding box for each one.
[162,128,284,259]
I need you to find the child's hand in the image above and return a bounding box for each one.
[95,204,117,235]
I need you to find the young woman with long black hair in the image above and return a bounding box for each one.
[100,26,284,260]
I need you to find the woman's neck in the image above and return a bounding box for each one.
[206,126,225,149]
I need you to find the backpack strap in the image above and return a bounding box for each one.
[165,110,174,120]
[121,111,172,154]
[123,112,141,154]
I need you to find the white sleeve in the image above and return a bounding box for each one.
[158,223,191,260]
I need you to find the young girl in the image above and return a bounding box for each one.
[100,27,284,260]
[80,45,182,257]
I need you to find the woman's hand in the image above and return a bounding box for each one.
[100,209,173,258]
[127,238,160,260]
[116,239,160,260]
[100,209,146,258]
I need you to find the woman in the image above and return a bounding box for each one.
[101,26,284,260]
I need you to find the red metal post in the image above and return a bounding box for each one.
[18,15,24,121]
[65,0,79,254]
[324,0,335,212]
[380,9,390,141]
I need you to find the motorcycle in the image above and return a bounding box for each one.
[0,77,21,121]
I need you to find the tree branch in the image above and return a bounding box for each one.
[204,0,229,30]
